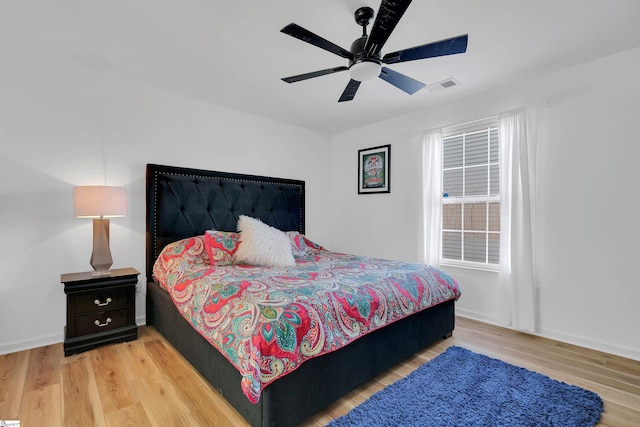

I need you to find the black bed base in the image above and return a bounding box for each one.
[147,280,455,427]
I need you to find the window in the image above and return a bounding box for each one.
[441,118,500,269]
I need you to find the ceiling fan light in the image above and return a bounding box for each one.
[349,60,382,82]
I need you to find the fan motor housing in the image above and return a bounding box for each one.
[350,36,381,65]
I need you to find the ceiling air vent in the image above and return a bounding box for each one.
[426,78,460,93]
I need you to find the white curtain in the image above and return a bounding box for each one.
[420,129,443,266]
[498,108,540,332]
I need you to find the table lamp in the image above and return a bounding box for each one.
[73,186,127,275]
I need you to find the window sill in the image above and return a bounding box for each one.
[439,259,499,273]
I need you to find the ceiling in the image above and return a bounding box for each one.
[2,0,640,134]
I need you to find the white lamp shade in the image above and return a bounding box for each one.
[73,186,128,218]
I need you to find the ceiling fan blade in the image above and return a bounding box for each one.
[281,23,354,60]
[282,66,348,83]
[379,67,424,94]
[383,34,468,64]
[338,79,361,102]
[364,0,413,56]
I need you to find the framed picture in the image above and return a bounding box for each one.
[358,144,391,194]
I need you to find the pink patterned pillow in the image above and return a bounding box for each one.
[286,231,310,257]
[203,230,241,266]
[153,235,208,286]
[302,235,324,251]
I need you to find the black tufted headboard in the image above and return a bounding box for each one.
[145,164,305,280]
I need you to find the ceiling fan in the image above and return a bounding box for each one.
[280,0,468,102]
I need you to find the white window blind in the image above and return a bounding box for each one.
[441,118,500,269]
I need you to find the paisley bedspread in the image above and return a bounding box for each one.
[153,236,460,404]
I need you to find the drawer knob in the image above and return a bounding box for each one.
[94,297,112,307]
[94,317,112,327]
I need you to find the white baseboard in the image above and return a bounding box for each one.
[136,314,147,326]
[536,326,640,362]
[0,332,63,356]
[457,312,640,362]
[455,307,498,325]
[1,316,148,356]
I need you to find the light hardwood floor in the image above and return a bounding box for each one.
[1,317,638,426]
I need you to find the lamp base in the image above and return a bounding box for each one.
[91,218,113,274]
[90,269,113,277]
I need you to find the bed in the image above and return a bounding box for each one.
[145,163,459,427]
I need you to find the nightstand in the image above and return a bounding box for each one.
[61,267,139,356]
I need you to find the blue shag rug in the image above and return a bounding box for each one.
[327,346,603,427]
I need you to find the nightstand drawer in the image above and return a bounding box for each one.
[75,308,130,336]
[75,288,129,313]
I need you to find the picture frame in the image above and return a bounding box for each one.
[358,144,391,194]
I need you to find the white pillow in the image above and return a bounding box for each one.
[234,215,296,267]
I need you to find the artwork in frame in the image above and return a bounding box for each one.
[358,144,391,194]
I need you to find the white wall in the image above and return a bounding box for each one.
[2,29,639,363]
[329,47,640,361]
[0,36,332,353]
